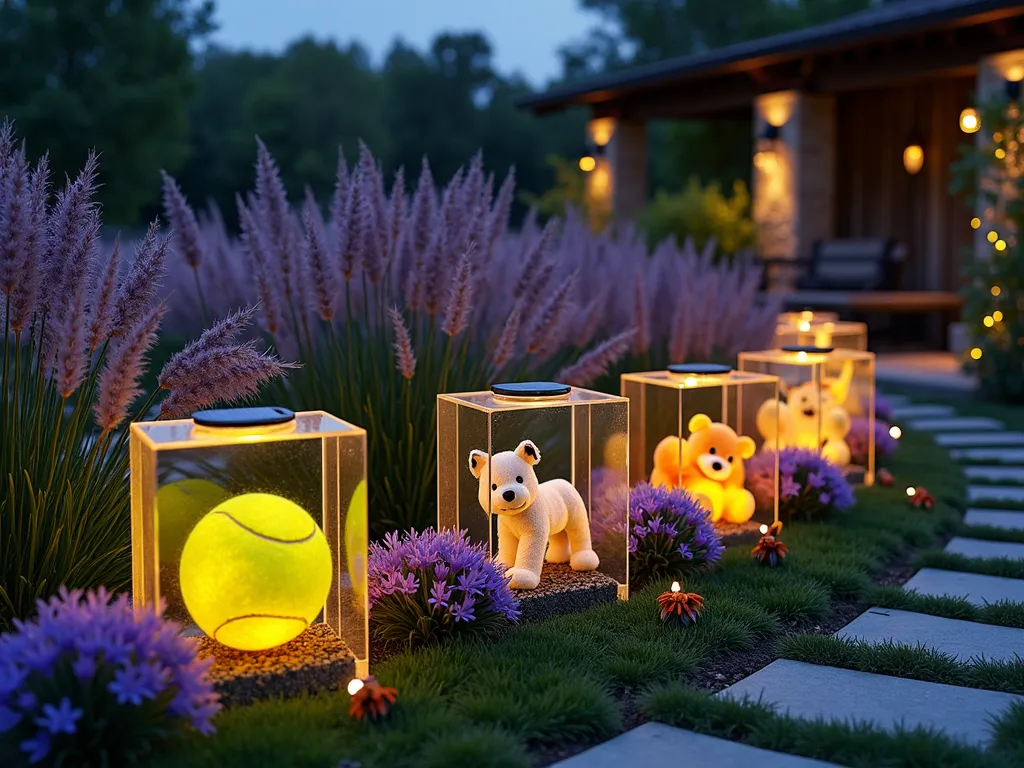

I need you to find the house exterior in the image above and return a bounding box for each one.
[519,0,1024,295]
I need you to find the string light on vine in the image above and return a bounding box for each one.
[992,286,1002,297]
[971,347,983,360]
[994,310,1004,321]
[988,231,999,243]
[984,316,995,327]
[996,148,1007,159]
[996,239,1007,251]
[971,217,982,229]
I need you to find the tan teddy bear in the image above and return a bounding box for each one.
[650,414,757,524]
[469,440,598,590]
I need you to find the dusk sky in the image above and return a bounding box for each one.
[211,0,603,87]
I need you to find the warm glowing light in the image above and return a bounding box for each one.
[800,311,813,321]
[588,117,616,147]
[971,217,982,229]
[1007,65,1024,82]
[347,678,365,696]
[889,425,902,440]
[994,311,1004,322]
[759,524,770,535]
[797,320,811,332]
[987,231,999,243]
[971,347,983,360]
[903,144,924,175]
[960,108,981,134]
[996,240,1008,251]
[995,148,1007,159]
[796,351,808,362]
[683,376,698,387]
[992,286,1002,296]
[994,132,1004,143]
[984,316,995,327]
[670,581,681,593]
[753,150,778,173]
[906,486,917,497]
[578,155,596,172]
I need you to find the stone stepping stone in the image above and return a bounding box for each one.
[837,607,1024,663]
[908,417,1004,432]
[951,447,1024,463]
[935,432,1024,448]
[903,568,1024,606]
[964,466,1024,483]
[890,404,954,419]
[717,659,1022,747]
[945,537,1024,561]
[964,508,1024,531]
[968,485,1024,503]
[553,722,838,767]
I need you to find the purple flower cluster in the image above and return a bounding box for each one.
[874,393,895,424]
[368,528,519,648]
[747,449,856,523]
[847,416,898,466]
[628,483,724,587]
[0,588,218,765]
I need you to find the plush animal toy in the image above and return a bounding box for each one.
[469,440,599,590]
[649,414,757,524]
[756,362,853,466]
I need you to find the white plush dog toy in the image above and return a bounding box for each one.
[469,440,599,590]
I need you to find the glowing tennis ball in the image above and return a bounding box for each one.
[179,493,333,651]
[156,479,230,566]
[345,480,368,604]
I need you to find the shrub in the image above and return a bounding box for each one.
[848,416,898,467]
[367,528,520,649]
[747,449,855,523]
[0,588,219,766]
[628,483,724,588]
[0,122,290,629]
[160,142,781,537]
[638,177,756,257]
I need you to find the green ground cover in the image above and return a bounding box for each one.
[153,403,1024,768]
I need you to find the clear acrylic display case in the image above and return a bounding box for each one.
[620,364,780,531]
[738,346,875,486]
[130,407,368,675]
[437,382,630,599]
[774,313,868,351]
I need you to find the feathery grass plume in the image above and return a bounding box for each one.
[56,214,100,397]
[339,167,363,281]
[254,138,298,302]
[557,328,637,386]
[360,174,386,285]
[388,166,406,257]
[512,219,557,301]
[160,171,203,270]
[88,236,120,351]
[491,304,523,371]
[525,271,577,356]
[109,221,168,338]
[421,227,449,316]
[157,305,258,388]
[409,157,437,257]
[632,266,651,356]
[238,195,282,335]
[441,245,475,337]
[94,302,166,433]
[329,147,349,230]
[303,205,337,321]
[388,306,417,380]
[487,168,515,256]
[0,143,28,297]
[9,153,48,332]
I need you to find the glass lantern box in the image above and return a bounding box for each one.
[738,346,876,486]
[130,407,369,676]
[774,312,868,351]
[437,382,629,599]
[620,364,780,532]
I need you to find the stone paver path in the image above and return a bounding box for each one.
[554,722,838,767]
[718,660,1023,747]
[950,447,1024,463]
[964,466,1024,482]
[968,485,1024,503]
[837,607,1024,663]
[945,537,1024,561]
[909,417,1005,432]
[903,568,1024,606]
[964,508,1024,530]
[935,432,1024,448]
[890,404,954,419]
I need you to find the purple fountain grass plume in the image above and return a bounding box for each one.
[158,305,259,389]
[88,236,121,351]
[388,166,406,259]
[574,287,608,348]
[94,302,166,432]
[329,146,349,232]
[56,211,101,397]
[421,227,448,316]
[557,328,637,387]
[238,195,283,335]
[360,174,386,285]
[491,304,523,371]
[254,138,299,304]
[110,221,168,339]
[441,245,475,338]
[160,171,203,270]
[0,143,28,298]
[512,219,557,302]
[302,204,338,321]
[487,168,515,254]
[409,157,437,258]
[525,271,577,356]
[388,305,417,380]
[339,168,363,282]
[10,153,49,332]
[632,266,651,356]
[158,345,297,419]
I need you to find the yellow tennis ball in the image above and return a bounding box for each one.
[179,493,333,651]
[156,479,230,566]
[345,480,368,604]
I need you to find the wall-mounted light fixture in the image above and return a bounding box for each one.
[1006,78,1022,101]
[753,123,783,172]
[903,131,924,175]
[579,141,605,172]
[959,107,981,134]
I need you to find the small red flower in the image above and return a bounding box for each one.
[878,468,894,487]
[348,676,398,722]
[910,487,935,510]
[752,521,788,567]
[657,584,705,627]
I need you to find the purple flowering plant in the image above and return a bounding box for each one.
[848,416,898,467]
[747,448,856,523]
[628,483,725,588]
[0,588,219,766]
[368,528,520,649]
